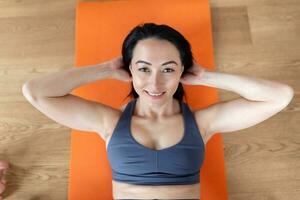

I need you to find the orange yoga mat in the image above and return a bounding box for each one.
[69,0,228,199]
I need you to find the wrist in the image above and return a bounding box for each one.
[196,68,210,84]
[96,63,114,79]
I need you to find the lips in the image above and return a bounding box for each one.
[145,90,165,95]
[144,91,166,99]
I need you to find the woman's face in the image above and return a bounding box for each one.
[129,38,184,103]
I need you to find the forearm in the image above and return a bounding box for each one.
[198,70,294,103]
[23,63,112,98]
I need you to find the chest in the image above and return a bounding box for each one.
[105,113,206,151]
[130,115,185,151]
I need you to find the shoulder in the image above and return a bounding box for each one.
[120,104,127,112]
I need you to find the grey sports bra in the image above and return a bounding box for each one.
[107,98,205,185]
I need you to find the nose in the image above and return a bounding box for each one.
[148,72,163,87]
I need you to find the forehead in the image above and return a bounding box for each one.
[132,38,181,64]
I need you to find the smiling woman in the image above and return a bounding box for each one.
[103,23,207,199]
[104,22,293,199]
[121,23,195,105]
[129,38,184,100]
[17,21,294,200]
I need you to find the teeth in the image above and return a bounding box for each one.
[147,91,164,96]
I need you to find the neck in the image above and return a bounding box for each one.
[134,98,181,120]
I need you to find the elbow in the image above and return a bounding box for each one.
[22,82,37,103]
[276,85,294,108]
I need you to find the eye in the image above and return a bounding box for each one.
[164,68,174,72]
[138,67,174,73]
[138,67,149,72]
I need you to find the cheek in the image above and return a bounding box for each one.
[132,77,144,86]
[170,82,181,92]
[131,78,145,93]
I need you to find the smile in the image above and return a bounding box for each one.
[145,90,166,98]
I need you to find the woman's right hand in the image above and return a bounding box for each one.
[106,56,132,82]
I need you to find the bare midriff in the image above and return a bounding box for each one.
[112,179,200,199]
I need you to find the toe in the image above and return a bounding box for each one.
[0,182,5,195]
[0,161,9,170]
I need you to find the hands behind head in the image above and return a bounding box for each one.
[106,56,207,85]
[107,56,133,82]
[179,59,207,85]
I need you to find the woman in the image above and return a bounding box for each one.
[2,23,294,199]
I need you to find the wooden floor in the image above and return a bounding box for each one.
[0,0,299,199]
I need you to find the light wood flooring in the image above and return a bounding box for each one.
[0,0,299,199]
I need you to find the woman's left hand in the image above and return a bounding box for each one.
[180,60,207,85]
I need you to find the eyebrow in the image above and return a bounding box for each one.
[135,60,178,66]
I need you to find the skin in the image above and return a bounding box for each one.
[0,160,9,200]
[128,38,185,120]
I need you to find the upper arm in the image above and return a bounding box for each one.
[22,85,120,141]
[195,90,293,143]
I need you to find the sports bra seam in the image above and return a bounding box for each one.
[183,103,206,151]
[107,101,131,149]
